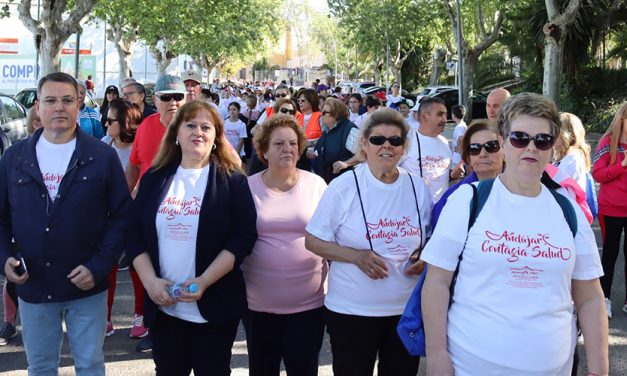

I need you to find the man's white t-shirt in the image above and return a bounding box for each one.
[156,165,210,323]
[36,135,76,201]
[420,177,603,371]
[224,118,247,156]
[306,163,432,316]
[400,130,451,203]
[451,120,467,166]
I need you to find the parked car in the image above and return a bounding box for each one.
[362,86,417,103]
[352,81,376,94]
[419,88,488,121]
[336,81,356,94]
[0,94,28,155]
[413,85,457,103]
[15,88,100,111]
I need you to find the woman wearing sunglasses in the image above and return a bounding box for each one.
[592,101,627,320]
[306,108,432,375]
[431,120,504,228]
[310,97,360,183]
[421,93,607,376]
[243,115,328,376]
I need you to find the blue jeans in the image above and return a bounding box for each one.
[19,292,107,376]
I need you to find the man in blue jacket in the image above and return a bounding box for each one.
[0,72,131,376]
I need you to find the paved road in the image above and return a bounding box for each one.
[1,127,625,375]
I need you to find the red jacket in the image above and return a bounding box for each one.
[592,135,627,217]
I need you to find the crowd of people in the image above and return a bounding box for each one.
[0,69,624,376]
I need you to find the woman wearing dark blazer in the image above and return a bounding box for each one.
[128,101,257,376]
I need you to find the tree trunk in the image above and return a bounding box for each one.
[391,65,402,88]
[429,48,443,86]
[150,46,172,75]
[542,36,563,107]
[40,34,63,74]
[463,54,477,118]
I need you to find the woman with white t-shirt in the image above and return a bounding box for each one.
[127,101,257,375]
[306,108,432,376]
[224,101,247,160]
[243,115,328,376]
[553,112,591,192]
[421,93,608,376]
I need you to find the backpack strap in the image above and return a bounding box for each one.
[547,188,578,238]
[468,178,495,230]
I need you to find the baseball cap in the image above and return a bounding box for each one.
[105,85,118,94]
[154,75,186,94]
[411,102,421,112]
[182,69,201,84]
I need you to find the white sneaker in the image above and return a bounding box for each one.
[605,298,612,319]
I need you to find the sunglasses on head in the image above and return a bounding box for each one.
[508,131,555,150]
[275,93,288,98]
[279,108,295,115]
[468,140,500,156]
[157,93,185,102]
[368,135,404,147]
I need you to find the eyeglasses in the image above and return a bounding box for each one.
[106,118,119,126]
[508,131,555,150]
[368,135,404,147]
[40,97,77,107]
[157,93,185,102]
[467,140,500,156]
[123,92,138,98]
[275,93,288,98]
[279,108,295,115]
[321,111,331,116]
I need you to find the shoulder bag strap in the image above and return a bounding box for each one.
[407,174,424,251]
[416,130,423,177]
[351,169,375,251]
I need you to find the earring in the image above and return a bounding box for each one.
[212,144,217,150]
[175,139,179,146]
[263,154,268,160]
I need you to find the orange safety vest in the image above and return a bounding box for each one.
[298,111,322,140]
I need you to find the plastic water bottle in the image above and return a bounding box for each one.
[168,283,198,299]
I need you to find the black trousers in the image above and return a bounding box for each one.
[325,308,419,376]
[599,214,627,301]
[244,307,325,376]
[151,310,239,376]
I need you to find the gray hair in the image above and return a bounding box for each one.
[498,92,561,138]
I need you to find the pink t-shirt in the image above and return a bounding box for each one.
[243,170,328,314]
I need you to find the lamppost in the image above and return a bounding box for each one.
[456,0,464,106]
[330,33,338,84]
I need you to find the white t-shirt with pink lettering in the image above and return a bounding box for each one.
[243,170,328,314]
[420,177,603,372]
[306,163,432,316]
[400,130,451,203]
[156,165,209,323]
[224,118,247,157]
[36,135,76,201]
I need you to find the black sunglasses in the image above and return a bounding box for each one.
[275,93,288,98]
[468,140,500,156]
[157,93,185,102]
[508,131,555,150]
[279,108,295,115]
[368,135,404,147]
[106,118,118,126]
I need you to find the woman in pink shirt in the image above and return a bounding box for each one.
[592,101,627,319]
[243,115,328,376]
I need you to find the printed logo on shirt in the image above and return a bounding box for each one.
[367,216,423,244]
[420,155,449,176]
[158,196,202,220]
[42,172,64,198]
[481,230,572,263]
[167,223,194,241]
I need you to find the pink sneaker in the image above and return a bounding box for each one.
[106,321,115,337]
[130,314,148,339]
